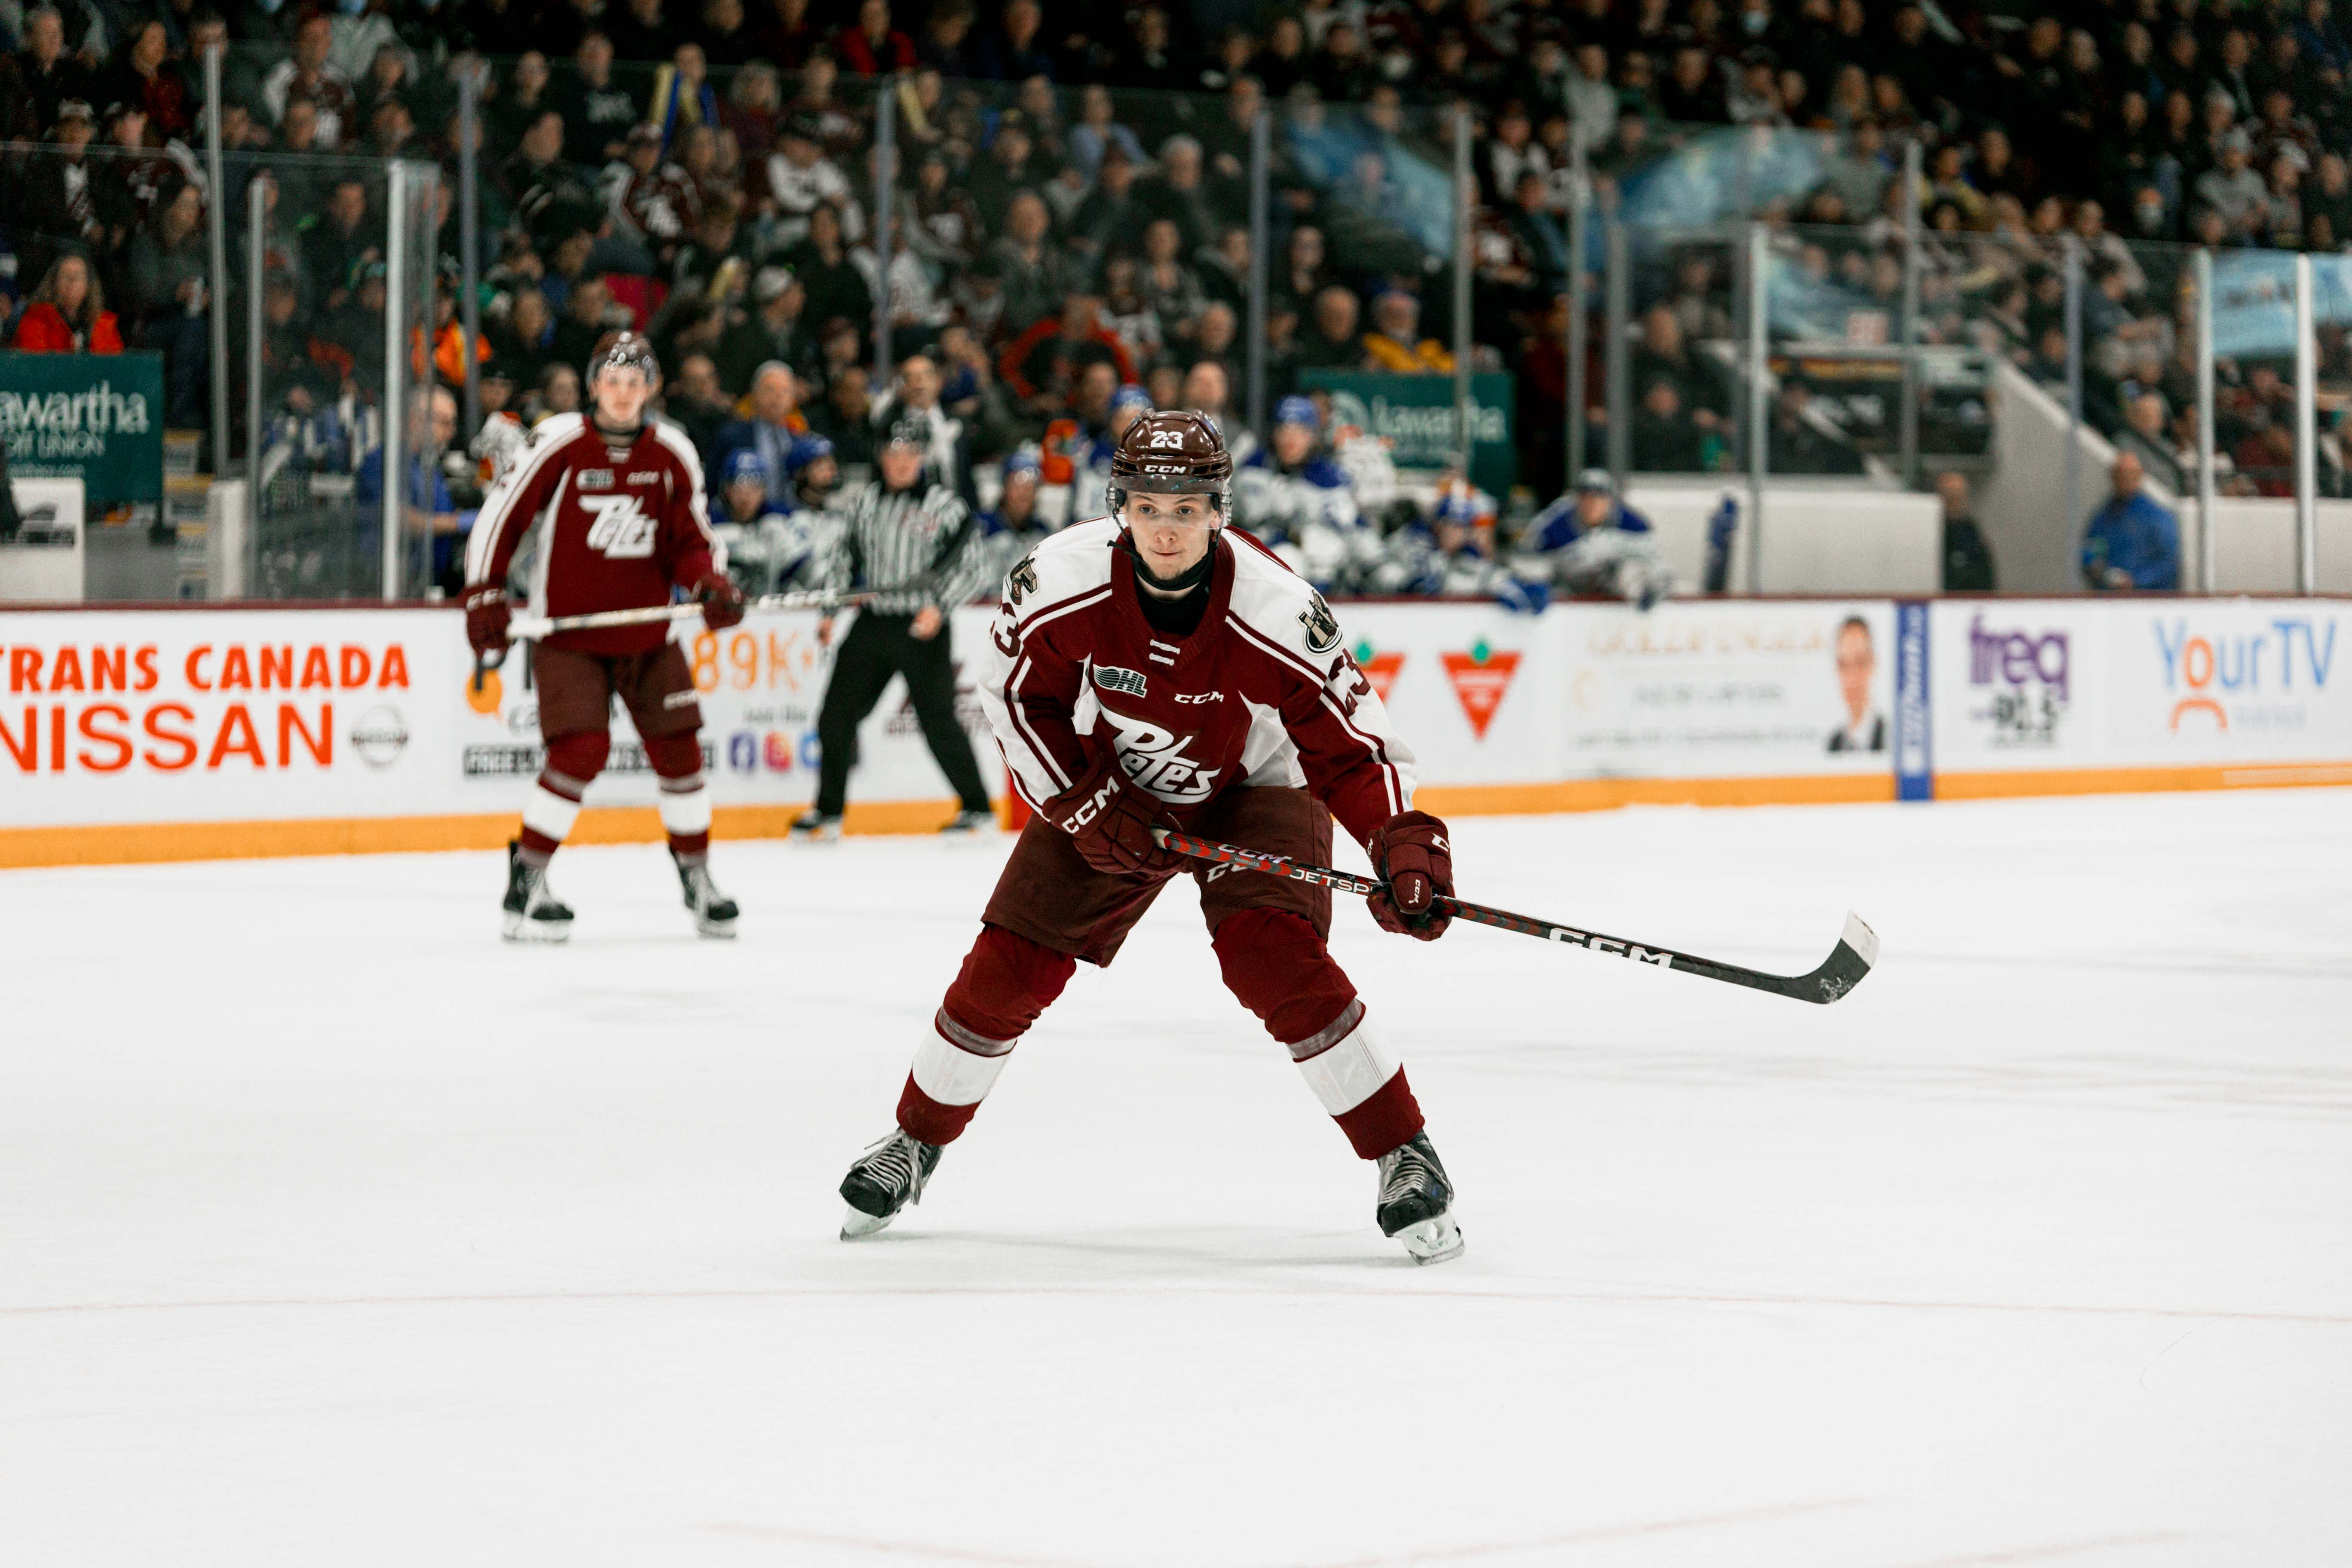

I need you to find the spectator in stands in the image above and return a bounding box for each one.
[718,265,813,392]
[999,292,1140,420]
[12,253,122,353]
[1768,379,1862,475]
[1934,471,1997,591]
[718,362,811,506]
[129,181,211,429]
[666,352,736,467]
[2081,450,2180,590]
[1363,289,1452,374]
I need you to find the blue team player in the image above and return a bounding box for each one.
[712,447,828,595]
[1234,395,1376,591]
[1516,468,1675,610]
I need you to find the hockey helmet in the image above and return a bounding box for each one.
[1273,394,1321,431]
[588,330,661,386]
[722,447,769,487]
[784,434,834,475]
[1106,408,1231,526]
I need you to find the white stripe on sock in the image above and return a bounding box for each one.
[1295,1011,1399,1116]
[910,1017,1014,1106]
[521,784,582,843]
[658,784,712,836]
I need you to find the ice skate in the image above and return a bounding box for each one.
[1375,1132,1463,1265]
[938,808,995,835]
[500,841,574,943]
[838,1129,942,1238]
[790,809,842,842]
[673,852,738,938]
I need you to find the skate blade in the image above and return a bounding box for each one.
[839,1205,897,1240]
[501,913,573,943]
[1396,1213,1464,1266]
[692,915,739,939]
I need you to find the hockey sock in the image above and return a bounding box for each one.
[645,732,711,861]
[1213,908,1426,1160]
[520,731,609,865]
[897,924,1076,1145]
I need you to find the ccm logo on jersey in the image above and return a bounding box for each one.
[1173,690,1223,704]
[1093,665,1148,698]
[582,494,658,558]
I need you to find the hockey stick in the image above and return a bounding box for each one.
[1151,829,1879,1005]
[504,588,877,641]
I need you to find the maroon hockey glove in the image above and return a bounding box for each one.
[694,572,748,630]
[1367,810,1454,940]
[1044,751,1188,878]
[463,587,511,655]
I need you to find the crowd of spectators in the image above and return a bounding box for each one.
[8,0,2352,598]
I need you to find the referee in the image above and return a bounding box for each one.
[793,416,998,839]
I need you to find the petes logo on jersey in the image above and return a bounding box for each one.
[1098,705,1218,802]
[1093,665,1148,698]
[582,493,658,558]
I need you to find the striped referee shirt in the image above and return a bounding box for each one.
[818,479,993,615]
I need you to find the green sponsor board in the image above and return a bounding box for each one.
[0,353,167,506]
[1298,371,1515,493]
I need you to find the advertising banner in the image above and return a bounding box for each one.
[1931,598,2352,784]
[1298,372,1516,493]
[0,353,167,506]
[1332,598,1899,800]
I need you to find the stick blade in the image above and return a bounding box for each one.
[1795,911,1878,1004]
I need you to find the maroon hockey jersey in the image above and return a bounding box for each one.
[464,413,719,655]
[975,519,1417,848]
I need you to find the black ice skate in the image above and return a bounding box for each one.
[501,840,574,943]
[790,809,842,842]
[673,851,738,938]
[938,808,995,834]
[1375,1132,1464,1265]
[839,1129,942,1239]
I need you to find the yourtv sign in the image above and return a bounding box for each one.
[1300,371,1516,493]
[0,353,166,506]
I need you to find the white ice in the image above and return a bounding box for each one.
[5,790,2351,1567]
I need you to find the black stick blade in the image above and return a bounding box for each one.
[1794,912,1879,1005]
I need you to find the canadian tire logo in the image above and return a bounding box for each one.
[1440,640,1520,739]
[1350,639,1404,703]
[350,704,411,767]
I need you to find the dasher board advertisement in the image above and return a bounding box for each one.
[1933,599,2352,775]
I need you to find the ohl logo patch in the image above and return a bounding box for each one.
[1440,638,1521,740]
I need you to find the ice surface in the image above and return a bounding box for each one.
[4,791,2351,1566]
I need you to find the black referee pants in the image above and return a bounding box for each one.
[814,611,992,818]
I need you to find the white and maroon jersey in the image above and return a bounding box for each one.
[464,413,719,655]
[603,160,700,244]
[975,518,1416,848]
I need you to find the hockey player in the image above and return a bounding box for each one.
[835,410,1466,1265]
[974,448,1056,586]
[1232,396,1378,593]
[1517,469,1675,610]
[462,332,749,942]
[712,447,826,595]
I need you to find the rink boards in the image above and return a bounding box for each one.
[1,597,2348,865]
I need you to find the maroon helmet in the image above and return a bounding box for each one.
[1106,408,1231,524]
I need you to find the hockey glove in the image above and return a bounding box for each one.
[463,587,511,654]
[1367,809,1454,940]
[1045,751,1187,878]
[694,572,748,630]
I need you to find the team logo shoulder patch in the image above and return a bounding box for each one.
[1300,591,1342,654]
[1093,665,1149,698]
[1007,553,1039,607]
